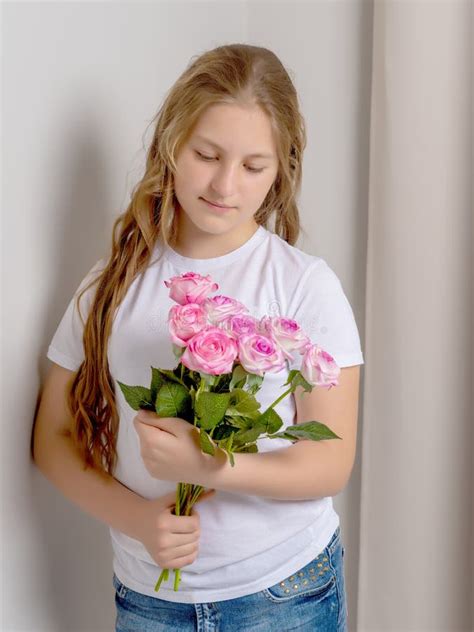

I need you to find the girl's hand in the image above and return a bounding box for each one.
[136,488,216,569]
[133,410,225,485]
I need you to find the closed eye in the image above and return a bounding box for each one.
[194,151,265,174]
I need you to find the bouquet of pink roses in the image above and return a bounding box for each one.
[118,271,341,593]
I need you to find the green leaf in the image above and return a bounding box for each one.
[225,408,261,421]
[245,373,264,394]
[229,365,248,390]
[226,389,261,416]
[212,421,241,439]
[156,368,185,386]
[195,392,231,430]
[256,408,283,434]
[116,381,154,411]
[268,420,342,442]
[155,382,192,418]
[234,443,258,454]
[150,367,166,404]
[230,408,282,447]
[219,416,247,430]
[199,428,215,456]
[232,421,266,446]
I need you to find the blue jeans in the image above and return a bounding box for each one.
[113,525,348,631]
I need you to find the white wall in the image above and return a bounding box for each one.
[1,2,369,630]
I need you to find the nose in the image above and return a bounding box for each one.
[209,164,236,199]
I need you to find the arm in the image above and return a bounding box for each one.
[203,366,361,501]
[34,433,148,541]
[33,363,148,541]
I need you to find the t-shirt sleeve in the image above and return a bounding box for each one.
[288,258,364,369]
[46,258,106,372]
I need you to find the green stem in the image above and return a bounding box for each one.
[192,376,206,428]
[154,482,207,593]
[154,567,169,592]
[262,385,293,414]
[174,568,181,591]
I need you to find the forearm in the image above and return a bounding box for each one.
[202,439,345,501]
[33,434,147,541]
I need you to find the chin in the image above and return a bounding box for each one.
[187,214,233,234]
[189,206,235,224]
[199,221,235,235]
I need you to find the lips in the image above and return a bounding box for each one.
[201,197,234,209]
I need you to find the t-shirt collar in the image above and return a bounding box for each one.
[157,225,269,272]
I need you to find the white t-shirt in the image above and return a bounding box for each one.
[46,225,364,603]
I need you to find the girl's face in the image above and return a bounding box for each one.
[173,103,279,245]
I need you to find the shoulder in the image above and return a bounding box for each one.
[265,231,341,288]
[72,257,108,320]
[77,257,107,291]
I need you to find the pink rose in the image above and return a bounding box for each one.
[180,326,239,375]
[300,344,340,389]
[220,314,259,339]
[238,333,287,377]
[203,295,249,324]
[164,272,218,305]
[168,303,208,347]
[260,316,310,361]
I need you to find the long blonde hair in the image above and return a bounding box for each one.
[66,43,307,475]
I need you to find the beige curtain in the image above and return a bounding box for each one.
[356,1,472,630]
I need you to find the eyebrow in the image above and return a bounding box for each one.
[194,135,274,160]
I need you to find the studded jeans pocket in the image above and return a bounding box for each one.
[261,548,337,604]
[261,526,341,605]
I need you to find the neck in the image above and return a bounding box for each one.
[170,218,260,259]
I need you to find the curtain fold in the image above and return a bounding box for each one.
[357,1,472,629]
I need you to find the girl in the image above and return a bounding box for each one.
[33,43,364,631]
